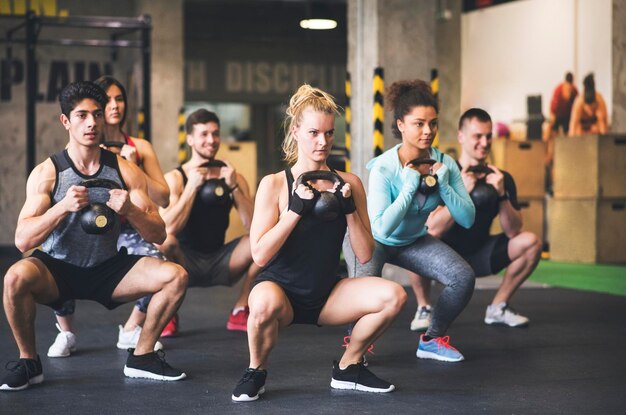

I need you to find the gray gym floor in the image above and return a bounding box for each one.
[0,254,625,414]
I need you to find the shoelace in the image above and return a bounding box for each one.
[238,367,263,385]
[153,349,173,371]
[432,336,458,351]
[5,359,34,378]
[502,304,521,316]
[418,307,432,319]
[342,335,375,355]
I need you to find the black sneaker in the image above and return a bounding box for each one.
[330,360,394,393]
[0,356,44,391]
[231,367,267,402]
[123,349,186,381]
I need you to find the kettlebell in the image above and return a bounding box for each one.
[466,165,498,208]
[79,178,122,234]
[408,158,439,195]
[198,160,231,205]
[102,141,124,149]
[295,170,344,221]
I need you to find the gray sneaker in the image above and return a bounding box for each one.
[410,306,432,332]
[484,302,529,327]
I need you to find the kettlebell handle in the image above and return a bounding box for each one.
[466,164,494,175]
[79,179,122,190]
[101,141,125,149]
[200,159,227,169]
[407,158,436,167]
[295,170,343,189]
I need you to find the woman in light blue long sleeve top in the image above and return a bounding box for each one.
[344,80,476,362]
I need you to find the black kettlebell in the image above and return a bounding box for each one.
[79,178,122,234]
[296,170,344,221]
[408,158,439,195]
[198,160,231,205]
[466,165,498,208]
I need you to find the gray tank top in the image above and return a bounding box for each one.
[41,149,127,267]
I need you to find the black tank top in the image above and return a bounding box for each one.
[42,149,126,267]
[442,164,520,255]
[257,169,347,307]
[175,167,233,253]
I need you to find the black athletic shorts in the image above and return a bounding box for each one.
[252,276,341,325]
[31,247,143,310]
[461,233,511,277]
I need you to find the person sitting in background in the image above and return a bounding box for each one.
[569,73,608,136]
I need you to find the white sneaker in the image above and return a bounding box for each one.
[484,302,529,327]
[116,325,164,351]
[47,323,77,358]
[410,306,432,332]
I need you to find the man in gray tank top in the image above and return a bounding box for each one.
[0,81,189,391]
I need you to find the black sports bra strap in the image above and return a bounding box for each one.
[177,166,188,186]
[285,168,295,194]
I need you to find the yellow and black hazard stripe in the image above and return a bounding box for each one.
[373,67,384,157]
[137,108,145,139]
[344,72,352,172]
[177,107,189,164]
[430,68,440,148]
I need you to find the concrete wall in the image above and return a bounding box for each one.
[135,0,183,173]
[461,0,613,129]
[613,0,626,132]
[0,0,183,245]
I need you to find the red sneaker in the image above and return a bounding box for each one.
[160,314,179,338]
[226,306,249,332]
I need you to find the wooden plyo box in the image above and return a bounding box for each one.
[490,197,545,243]
[548,197,626,264]
[553,134,626,198]
[490,140,546,198]
[218,142,257,242]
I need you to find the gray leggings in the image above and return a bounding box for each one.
[343,234,475,337]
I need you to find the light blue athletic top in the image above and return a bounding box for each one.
[366,144,475,247]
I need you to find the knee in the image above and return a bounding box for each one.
[167,264,188,293]
[450,265,475,293]
[249,298,281,327]
[3,263,35,297]
[381,282,407,314]
[515,232,542,261]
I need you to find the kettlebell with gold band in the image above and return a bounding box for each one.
[78,178,122,234]
[409,158,439,195]
[198,159,231,205]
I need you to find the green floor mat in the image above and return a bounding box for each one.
[529,260,626,296]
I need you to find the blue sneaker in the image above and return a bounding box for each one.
[416,334,464,362]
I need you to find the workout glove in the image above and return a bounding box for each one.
[335,191,356,215]
[289,191,317,216]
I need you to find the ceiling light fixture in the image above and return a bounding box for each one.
[299,18,337,30]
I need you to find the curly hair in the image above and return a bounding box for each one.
[282,84,341,165]
[59,81,108,117]
[386,80,438,139]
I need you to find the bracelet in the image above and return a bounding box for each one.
[229,184,239,192]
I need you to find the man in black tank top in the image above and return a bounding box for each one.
[1,82,188,391]
[121,108,260,336]
[410,108,542,331]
